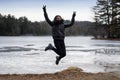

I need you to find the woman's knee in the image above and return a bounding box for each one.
[60,53,66,58]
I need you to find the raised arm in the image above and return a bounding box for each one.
[43,5,53,26]
[64,12,76,28]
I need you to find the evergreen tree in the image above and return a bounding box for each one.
[93,0,120,38]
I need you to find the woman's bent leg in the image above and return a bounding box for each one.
[52,39,66,65]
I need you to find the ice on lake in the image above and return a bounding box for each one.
[0,36,120,74]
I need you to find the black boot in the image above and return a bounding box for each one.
[45,44,53,51]
[55,56,61,65]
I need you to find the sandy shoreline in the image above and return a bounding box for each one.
[0,67,120,80]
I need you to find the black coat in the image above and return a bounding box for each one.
[43,9,75,40]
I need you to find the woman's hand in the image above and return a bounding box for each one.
[72,11,76,17]
[43,5,46,11]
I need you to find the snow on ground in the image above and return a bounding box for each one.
[0,36,120,74]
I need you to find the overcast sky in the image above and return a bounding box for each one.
[0,0,96,22]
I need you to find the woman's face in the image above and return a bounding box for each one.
[56,16,62,21]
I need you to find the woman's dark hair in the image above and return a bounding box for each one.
[53,15,64,25]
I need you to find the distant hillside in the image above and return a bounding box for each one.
[65,21,94,36]
[0,14,95,36]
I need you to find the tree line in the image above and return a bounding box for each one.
[93,0,120,39]
[0,13,94,36]
[0,14,51,36]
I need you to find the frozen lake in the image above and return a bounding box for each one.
[0,36,120,74]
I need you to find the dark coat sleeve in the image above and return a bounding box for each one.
[64,15,75,28]
[43,9,53,26]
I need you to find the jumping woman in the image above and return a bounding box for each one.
[43,5,76,65]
